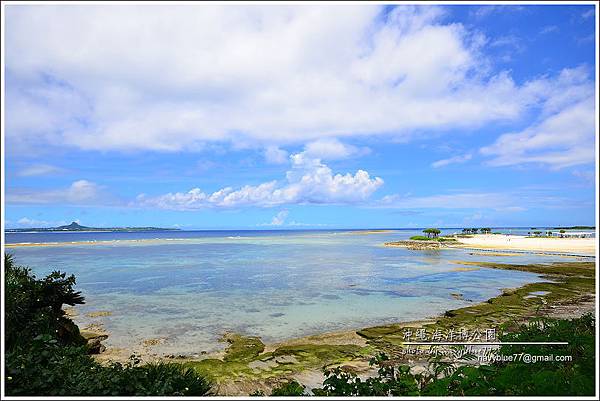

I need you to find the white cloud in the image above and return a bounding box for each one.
[7,180,106,205]
[17,217,52,227]
[264,146,289,164]
[5,5,591,153]
[480,96,595,169]
[377,188,578,211]
[136,154,383,210]
[302,138,369,161]
[470,5,524,20]
[431,153,472,168]
[378,192,513,210]
[581,9,595,19]
[261,210,290,226]
[271,210,289,225]
[287,221,329,227]
[540,25,558,35]
[495,206,527,212]
[17,163,65,176]
[572,169,595,186]
[15,217,72,228]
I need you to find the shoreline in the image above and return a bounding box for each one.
[85,259,595,395]
[4,238,198,248]
[384,234,596,257]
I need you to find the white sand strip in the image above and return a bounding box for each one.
[455,234,596,256]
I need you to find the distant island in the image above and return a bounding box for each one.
[552,226,595,230]
[6,221,180,233]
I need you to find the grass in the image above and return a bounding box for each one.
[184,341,369,385]
[409,235,457,242]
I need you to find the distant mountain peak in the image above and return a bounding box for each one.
[56,221,89,230]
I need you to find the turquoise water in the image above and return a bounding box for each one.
[5,230,579,355]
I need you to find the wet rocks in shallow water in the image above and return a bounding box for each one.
[384,240,451,250]
[80,330,109,354]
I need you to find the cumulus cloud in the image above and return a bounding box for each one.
[431,153,472,168]
[5,5,591,154]
[269,210,289,226]
[136,154,383,210]
[7,180,107,205]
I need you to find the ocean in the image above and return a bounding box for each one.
[4,229,577,355]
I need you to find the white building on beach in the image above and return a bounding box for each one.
[551,231,595,238]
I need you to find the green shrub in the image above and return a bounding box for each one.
[313,314,595,396]
[4,254,86,350]
[4,253,211,396]
[5,335,211,396]
[410,235,432,241]
[270,380,306,396]
[410,236,455,242]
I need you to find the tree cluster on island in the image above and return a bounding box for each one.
[462,228,491,234]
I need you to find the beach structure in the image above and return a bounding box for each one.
[551,231,595,238]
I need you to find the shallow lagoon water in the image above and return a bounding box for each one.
[6,229,579,355]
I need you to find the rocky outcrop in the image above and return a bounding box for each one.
[384,240,454,250]
[80,329,109,354]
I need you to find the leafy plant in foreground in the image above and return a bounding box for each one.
[312,314,595,396]
[4,253,212,396]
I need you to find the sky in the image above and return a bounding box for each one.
[3,4,597,229]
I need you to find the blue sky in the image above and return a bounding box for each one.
[4,4,597,229]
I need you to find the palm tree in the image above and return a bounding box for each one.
[423,228,441,238]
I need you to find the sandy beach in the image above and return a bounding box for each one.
[454,234,596,256]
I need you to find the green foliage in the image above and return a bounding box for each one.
[4,253,211,396]
[4,253,86,350]
[5,336,211,396]
[270,380,306,396]
[463,228,488,234]
[314,354,421,396]
[410,235,455,242]
[314,314,595,396]
[492,313,595,396]
[422,228,441,238]
[436,237,456,242]
[409,235,433,241]
[222,333,265,362]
